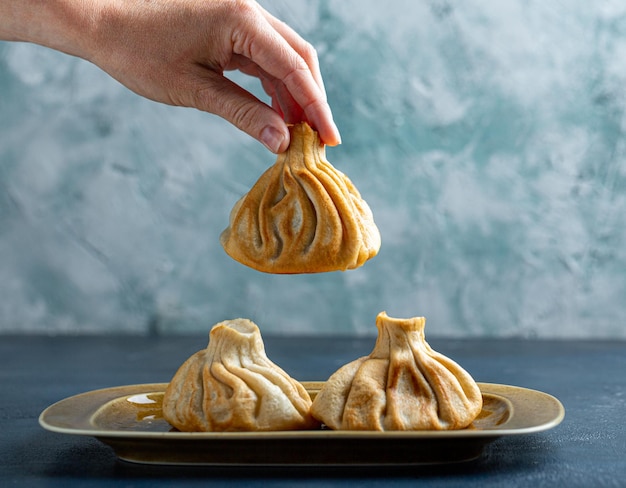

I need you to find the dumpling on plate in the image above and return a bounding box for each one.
[310,312,483,431]
[162,318,318,432]
[220,122,380,274]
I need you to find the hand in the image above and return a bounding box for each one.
[0,0,341,153]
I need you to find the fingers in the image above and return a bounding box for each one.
[234,5,341,146]
[258,6,327,97]
[267,80,305,125]
[228,54,304,124]
[190,69,291,153]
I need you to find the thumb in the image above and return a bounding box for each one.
[190,71,290,153]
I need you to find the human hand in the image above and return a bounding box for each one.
[0,0,341,153]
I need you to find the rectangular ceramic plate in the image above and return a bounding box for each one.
[39,382,564,466]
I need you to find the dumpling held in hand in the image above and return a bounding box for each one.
[162,318,318,432]
[311,312,483,431]
[220,122,381,274]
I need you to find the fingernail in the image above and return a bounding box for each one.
[333,121,342,145]
[260,126,287,153]
[322,104,341,145]
[324,122,342,146]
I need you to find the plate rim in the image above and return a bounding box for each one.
[39,381,565,440]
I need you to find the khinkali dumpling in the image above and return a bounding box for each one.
[310,312,483,431]
[162,318,318,432]
[220,122,380,274]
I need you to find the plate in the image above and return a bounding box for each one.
[39,382,564,466]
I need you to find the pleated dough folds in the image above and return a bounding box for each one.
[310,312,483,431]
[220,122,380,274]
[162,318,318,432]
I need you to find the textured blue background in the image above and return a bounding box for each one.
[1,0,626,337]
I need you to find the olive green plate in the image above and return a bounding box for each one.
[39,382,564,466]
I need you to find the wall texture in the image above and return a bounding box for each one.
[1,0,626,338]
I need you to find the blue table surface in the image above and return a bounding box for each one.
[1,334,625,487]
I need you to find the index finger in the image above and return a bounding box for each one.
[233,10,341,146]
[258,6,327,97]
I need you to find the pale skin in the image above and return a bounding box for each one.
[0,0,341,153]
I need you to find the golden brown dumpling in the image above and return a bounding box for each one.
[220,122,381,274]
[162,318,318,432]
[310,312,483,431]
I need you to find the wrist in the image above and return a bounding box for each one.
[0,0,103,61]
